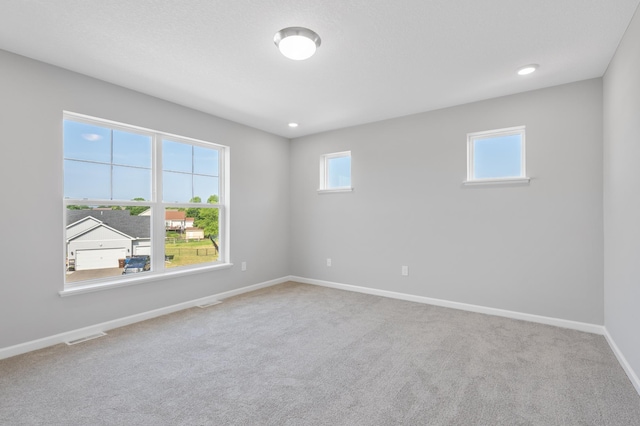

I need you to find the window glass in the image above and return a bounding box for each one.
[163,139,193,173]
[327,156,351,188]
[63,121,111,163]
[63,121,152,201]
[163,171,193,203]
[63,113,226,289]
[162,140,220,203]
[467,127,526,182]
[113,130,152,168]
[320,151,352,191]
[64,160,111,200]
[65,206,151,282]
[473,134,522,179]
[165,205,219,269]
[194,145,219,176]
[113,166,152,201]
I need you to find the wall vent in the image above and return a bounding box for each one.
[197,300,222,309]
[65,332,107,345]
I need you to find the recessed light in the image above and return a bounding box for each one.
[274,27,321,61]
[288,122,299,128]
[517,64,539,75]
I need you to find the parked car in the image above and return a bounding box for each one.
[122,256,150,274]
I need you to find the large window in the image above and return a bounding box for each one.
[465,126,529,184]
[63,112,228,289]
[318,151,352,192]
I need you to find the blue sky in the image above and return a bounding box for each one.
[328,156,351,188]
[473,134,522,179]
[65,120,520,200]
[64,120,219,203]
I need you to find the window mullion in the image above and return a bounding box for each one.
[110,129,114,201]
[152,134,165,273]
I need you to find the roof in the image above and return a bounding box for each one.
[66,209,150,239]
[165,210,186,221]
[67,217,135,242]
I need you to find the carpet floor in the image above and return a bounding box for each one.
[1,281,639,425]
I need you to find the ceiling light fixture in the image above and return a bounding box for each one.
[274,27,321,60]
[517,64,539,75]
[288,122,299,128]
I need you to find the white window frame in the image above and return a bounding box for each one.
[318,151,353,193]
[61,112,231,296]
[464,125,530,186]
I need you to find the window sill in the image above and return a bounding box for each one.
[462,177,530,187]
[59,262,233,297]
[317,187,354,194]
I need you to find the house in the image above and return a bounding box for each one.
[139,209,195,230]
[164,210,186,231]
[66,210,151,270]
[1,1,640,419]
[184,227,204,241]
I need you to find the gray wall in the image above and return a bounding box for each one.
[0,50,291,349]
[290,79,604,324]
[603,6,640,382]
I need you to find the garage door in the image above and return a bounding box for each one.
[76,248,127,271]
[134,246,151,256]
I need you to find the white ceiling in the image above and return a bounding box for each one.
[1,0,638,138]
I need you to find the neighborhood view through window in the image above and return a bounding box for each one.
[63,113,225,287]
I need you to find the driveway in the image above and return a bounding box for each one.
[66,267,123,283]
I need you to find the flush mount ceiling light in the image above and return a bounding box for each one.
[274,27,321,60]
[288,122,299,128]
[517,64,539,75]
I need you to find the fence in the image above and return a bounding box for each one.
[165,247,218,257]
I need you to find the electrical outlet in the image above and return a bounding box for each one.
[401,265,409,276]
[326,258,332,267]
[241,261,247,271]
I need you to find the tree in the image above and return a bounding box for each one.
[195,207,218,238]
[194,194,219,238]
[125,198,148,216]
[66,205,90,210]
[186,195,217,221]
[186,207,200,220]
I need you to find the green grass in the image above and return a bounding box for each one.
[164,238,218,268]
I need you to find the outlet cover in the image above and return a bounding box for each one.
[241,261,247,271]
[327,258,332,267]
[401,265,409,276]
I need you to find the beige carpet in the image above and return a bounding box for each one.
[1,281,639,425]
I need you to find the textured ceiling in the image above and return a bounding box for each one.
[1,0,638,137]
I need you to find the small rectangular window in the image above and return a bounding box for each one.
[319,151,352,192]
[465,126,529,185]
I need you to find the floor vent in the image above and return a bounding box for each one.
[65,332,107,345]
[197,300,222,309]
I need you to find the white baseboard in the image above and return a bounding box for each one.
[4,275,638,397]
[0,276,289,361]
[291,276,605,335]
[291,277,640,396]
[603,329,640,396]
